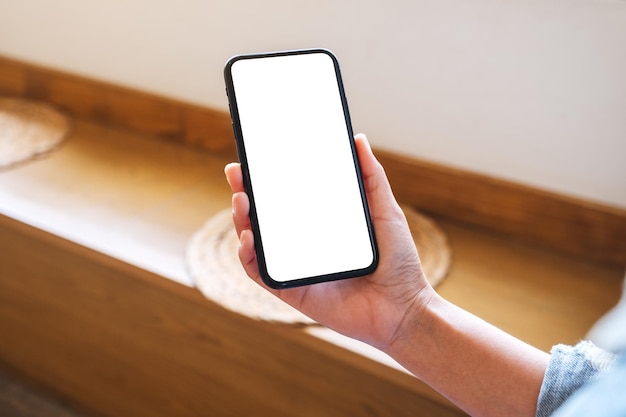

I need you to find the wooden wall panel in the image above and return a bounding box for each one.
[376,151,626,266]
[0,214,463,417]
[0,55,235,155]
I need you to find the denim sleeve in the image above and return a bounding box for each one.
[535,341,617,417]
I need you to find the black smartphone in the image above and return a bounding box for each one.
[224,48,378,289]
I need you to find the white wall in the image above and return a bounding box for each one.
[1,0,625,208]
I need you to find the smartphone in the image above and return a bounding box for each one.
[224,48,378,289]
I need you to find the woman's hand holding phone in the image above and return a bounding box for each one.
[225,133,433,351]
[226,134,550,417]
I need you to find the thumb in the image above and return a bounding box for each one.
[354,134,402,220]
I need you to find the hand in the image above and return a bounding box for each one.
[225,134,434,350]
[226,134,550,417]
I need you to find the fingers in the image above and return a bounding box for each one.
[224,162,244,193]
[225,162,263,283]
[238,228,261,283]
[225,162,251,235]
[224,133,402,290]
[231,191,251,238]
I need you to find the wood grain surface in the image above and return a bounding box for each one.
[0,214,463,417]
[0,55,234,155]
[376,150,626,266]
[0,371,89,417]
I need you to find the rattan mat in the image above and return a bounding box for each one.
[0,97,70,170]
[186,206,451,325]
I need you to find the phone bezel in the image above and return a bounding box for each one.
[224,48,378,289]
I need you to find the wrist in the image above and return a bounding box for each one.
[383,281,440,358]
[380,288,550,417]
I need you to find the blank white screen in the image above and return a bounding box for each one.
[230,51,374,283]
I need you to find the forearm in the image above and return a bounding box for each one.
[386,292,550,417]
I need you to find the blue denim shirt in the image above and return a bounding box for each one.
[552,353,626,417]
[536,341,623,417]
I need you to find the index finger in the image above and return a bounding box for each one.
[224,162,245,193]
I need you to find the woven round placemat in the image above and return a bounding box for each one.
[0,97,70,170]
[186,206,452,324]
[400,205,452,287]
